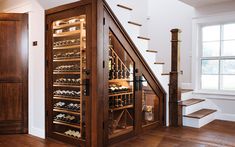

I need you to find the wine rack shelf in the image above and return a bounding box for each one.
[109,92,133,97]
[53,84,81,88]
[53,58,81,62]
[53,71,81,75]
[53,30,81,38]
[109,105,133,111]
[53,108,80,115]
[53,45,80,50]
[53,96,80,102]
[53,121,81,129]
[53,22,81,30]
[53,132,85,142]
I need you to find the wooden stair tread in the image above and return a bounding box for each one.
[117,4,133,11]
[179,98,205,106]
[146,50,158,53]
[128,21,142,26]
[154,62,165,64]
[184,109,217,119]
[137,36,150,40]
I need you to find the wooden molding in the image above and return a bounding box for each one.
[128,21,142,27]
[117,4,133,11]
[161,73,170,75]
[146,50,158,53]
[154,62,165,65]
[137,36,150,41]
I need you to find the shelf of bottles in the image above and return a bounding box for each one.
[52,15,86,140]
[108,32,134,139]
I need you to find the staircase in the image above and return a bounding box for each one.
[180,91,217,128]
[105,0,218,128]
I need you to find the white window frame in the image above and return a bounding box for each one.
[192,12,235,95]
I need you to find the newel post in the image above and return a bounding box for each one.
[169,29,182,127]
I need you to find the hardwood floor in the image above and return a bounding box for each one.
[0,120,234,147]
[0,134,74,147]
[111,120,235,147]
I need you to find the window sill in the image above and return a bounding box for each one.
[193,90,235,101]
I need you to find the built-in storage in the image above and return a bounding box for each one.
[108,32,135,139]
[46,1,166,147]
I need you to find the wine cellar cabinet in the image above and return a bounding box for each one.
[45,0,166,147]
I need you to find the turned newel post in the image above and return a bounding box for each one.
[169,29,182,127]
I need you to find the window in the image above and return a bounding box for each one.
[200,23,235,91]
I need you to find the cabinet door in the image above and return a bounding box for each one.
[140,75,161,128]
[104,29,137,143]
[46,5,91,146]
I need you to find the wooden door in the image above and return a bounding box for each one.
[0,13,28,134]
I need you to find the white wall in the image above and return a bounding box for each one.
[147,0,194,86]
[0,0,46,138]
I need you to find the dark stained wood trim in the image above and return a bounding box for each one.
[137,36,150,41]
[183,109,217,119]
[117,4,133,11]
[128,21,142,27]
[154,62,165,65]
[146,49,158,53]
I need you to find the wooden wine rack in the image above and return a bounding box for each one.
[108,34,134,138]
[51,15,86,141]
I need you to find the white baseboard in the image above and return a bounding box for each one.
[181,83,192,89]
[216,113,235,122]
[29,127,45,139]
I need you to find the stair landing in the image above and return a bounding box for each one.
[184,109,217,119]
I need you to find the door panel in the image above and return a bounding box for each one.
[0,83,23,121]
[140,76,160,127]
[0,13,28,134]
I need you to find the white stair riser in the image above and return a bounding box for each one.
[181,91,194,101]
[183,112,216,128]
[182,101,205,115]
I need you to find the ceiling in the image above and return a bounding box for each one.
[179,0,233,7]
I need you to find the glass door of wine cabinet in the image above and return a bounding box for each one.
[48,10,89,144]
[107,31,135,139]
[140,76,160,127]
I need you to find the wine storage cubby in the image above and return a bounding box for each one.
[108,32,134,139]
[47,12,88,145]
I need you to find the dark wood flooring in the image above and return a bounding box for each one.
[0,120,234,147]
[111,120,235,147]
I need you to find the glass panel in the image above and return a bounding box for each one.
[141,76,159,127]
[201,60,219,74]
[221,60,235,74]
[222,41,235,56]
[221,75,235,90]
[201,75,219,90]
[202,42,220,57]
[223,23,235,40]
[202,25,220,42]
[52,15,86,140]
[108,31,134,139]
